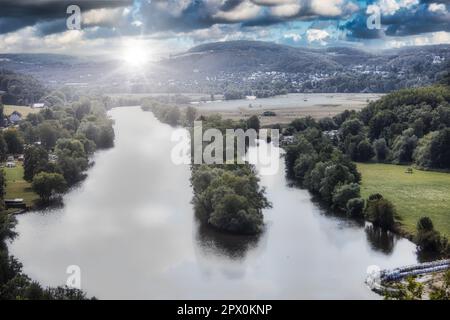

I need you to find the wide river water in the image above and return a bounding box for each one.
[9,106,418,299]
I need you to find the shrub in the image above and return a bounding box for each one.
[347,198,365,218]
[332,183,361,211]
[415,217,444,253]
[366,197,396,230]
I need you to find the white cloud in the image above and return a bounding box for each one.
[214,1,262,22]
[306,29,330,45]
[428,3,447,14]
[284,33,302,42]
[83,8,128,27]
[311,0,358,17]
[154,0,193,17]
[251,0,294,5]
[385,31,450,48]
[270,3,302,18]
[373,0,419,16]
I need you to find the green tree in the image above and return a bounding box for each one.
[0,169,6,211]
[38,122,60,150]
[165,107,181,126]
[340,118,364,138]
[246,115,260,131]
[415,217,444,253]
[23,145,49,182]
[185,106,197,126]
[391,129,418,164]
[366,196,396,230]
[346,198,365,218]
[0,132,7,161]
[3,129,24,154]
[0,102,4,127]
[373,138,389,162]
[32,172,67,203]
[332,183,361,211]
[356,139,375,162]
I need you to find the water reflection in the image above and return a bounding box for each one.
[365,224,396,255]
[195,222,263,260]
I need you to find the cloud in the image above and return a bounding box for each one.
[214,1,262,22]
[0,0,132,35]
[345,0,450,39]
[1,0,450,54]
[270,3,302,18]
[83,8,129,27]
[306,28,330,44]
[284,32,302,42]
[310,0,358,17]
[428,3,448,13]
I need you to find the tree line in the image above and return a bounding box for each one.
[282,82,450,257]
[0,69,47,105]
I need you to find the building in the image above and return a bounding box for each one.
[6,161,16,168]
[31,103,46,109]
[9,111,22,124]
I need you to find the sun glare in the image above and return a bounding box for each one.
[122,41,150,68]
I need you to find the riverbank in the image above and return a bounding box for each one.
[4,163,38,213]
[358,163,450,239]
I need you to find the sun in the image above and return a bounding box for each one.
[121,40,150,68]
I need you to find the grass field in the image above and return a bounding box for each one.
[358,163,450,238]
[4,164,38,208]
[4,105,39,117]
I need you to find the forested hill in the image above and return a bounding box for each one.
[162,41,450,93]
[173,41,450,74]
[0,69,47,105]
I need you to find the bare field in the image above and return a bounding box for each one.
[198,105,369,125]
[192,93,383,125]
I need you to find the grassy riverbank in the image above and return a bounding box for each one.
[4,164,38,209]
[358,163,450,238]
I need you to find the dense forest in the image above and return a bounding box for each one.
[0,69,47,105]
[283,72,450,256]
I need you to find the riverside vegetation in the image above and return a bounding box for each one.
[141,100,271,235]
[283,72,450,258]
[0,72,114,299]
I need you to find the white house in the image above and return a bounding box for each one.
[9,111,22,124]
[6,161,16,168]
[32,103,45,109]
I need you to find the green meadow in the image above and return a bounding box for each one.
[358,163,450,238]
[4,164,38,210]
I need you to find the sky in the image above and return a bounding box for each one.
[0,0,450,58]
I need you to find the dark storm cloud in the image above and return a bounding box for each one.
[0,0,132,34]
[344,1,450,39]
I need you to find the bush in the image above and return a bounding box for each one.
[347,198,365,218]
[366,196,396,230]
[332,183,361,211]
[415,217,444,253]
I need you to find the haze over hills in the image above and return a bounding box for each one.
[165,40,449,75]
[1,40,449,95]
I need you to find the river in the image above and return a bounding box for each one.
[8,106,418,299]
